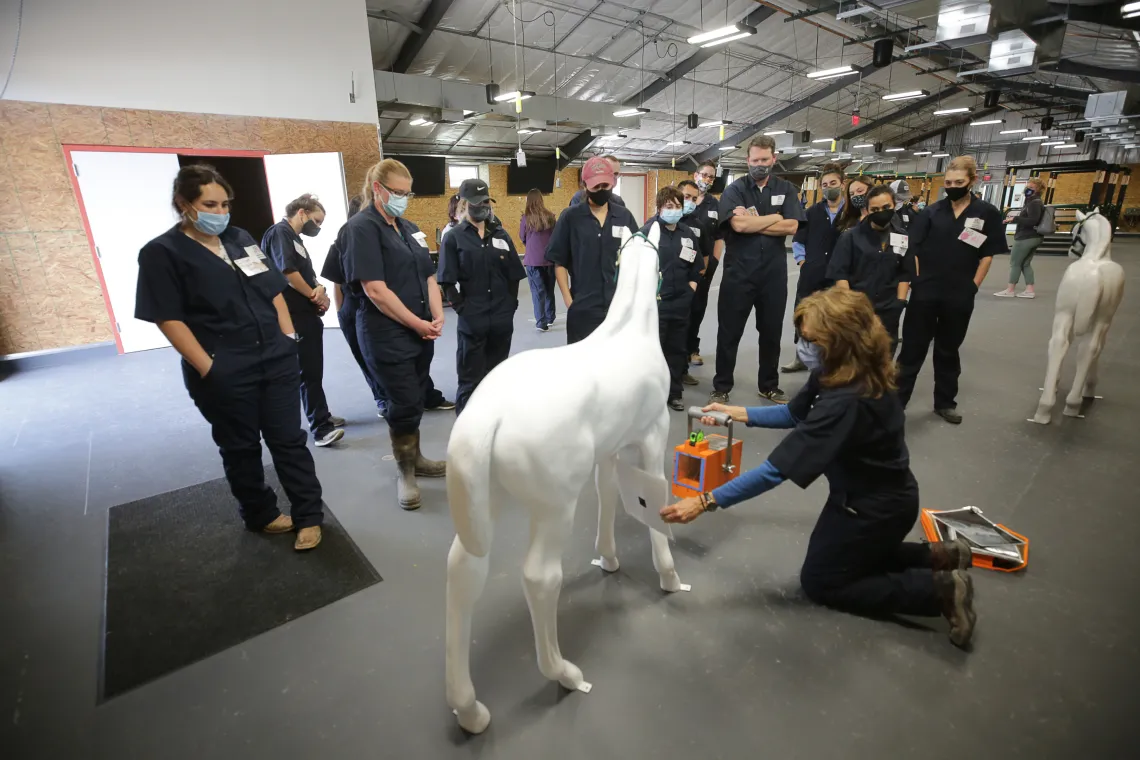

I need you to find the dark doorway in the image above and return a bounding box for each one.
[177,155,274,242]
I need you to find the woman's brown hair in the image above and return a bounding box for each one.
[835,174,873,232]
[446,193,461,224]
[947,155,978,181]
[362,158,412,203]
[172,164,233,215]
[523,188,556,232]
[794,288,897,398]
[285,193,325,217]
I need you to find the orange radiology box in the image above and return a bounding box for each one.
[672,407,743,498]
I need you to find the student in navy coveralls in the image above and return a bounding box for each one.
[134,165,325,551]
[662,288,978,649]
[677,169,723,385]
[437,178,526,415]
[261,193,345,447]
[339,159,447,511]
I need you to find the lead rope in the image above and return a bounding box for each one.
[614,232,663,300]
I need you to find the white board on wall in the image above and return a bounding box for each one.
[263,152,349,329]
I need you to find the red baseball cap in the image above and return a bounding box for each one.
[582,156,616,190]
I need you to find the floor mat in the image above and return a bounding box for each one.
[99,467,381,701]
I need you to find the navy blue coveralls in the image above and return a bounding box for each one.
[714,175,806,394]
[769,373,936,617]
[340,204,438,436]
[641,216,703,401]
[545,200,639,343]
[135,225,324,530]
[261,220,333,437]
[437,218,526,415]
[792,198,844,305]
[684,192,722,356]
[827,214,915,352]
[319,236,386,408]
[896,196,1007,410]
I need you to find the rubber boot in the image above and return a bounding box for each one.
[414,430,447,478]
[390,430,421,510]
[929,537,973,572]
[935,569,977,649]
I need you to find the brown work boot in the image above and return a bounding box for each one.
[294,525,322,551]
[262,514,294,534]
[390,430,422,510]
[935,569,977,649]
[413,430,446,478]
[930,537,973,572]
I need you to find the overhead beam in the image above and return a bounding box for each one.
[1041,60,1140,86]
[367,9,422,35]
[839,88,963,141]
[555,130,595,171]
[694,62,878,163]
[620,6,777,108]
[392,0,458,74]
[900,107,1000,148]
[970,76,1093,104]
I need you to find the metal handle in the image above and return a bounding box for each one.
[685,407,736,474]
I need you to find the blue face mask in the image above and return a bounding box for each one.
[192,210,229,236]
[660,208,684,225]
[377,185,409,217]
[1024,188,1034,198]
[682,199,697,216]
[797,339,824,371]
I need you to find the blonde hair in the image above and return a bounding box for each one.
[362,159,412,202]
[947,155,977,181]
[1027,177,1045,193]
[794,288,897,398]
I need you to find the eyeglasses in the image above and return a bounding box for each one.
[381,183,415,201]
[697,172,716,180]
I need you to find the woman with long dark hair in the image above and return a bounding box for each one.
[661,288,977,649]
[834,174,872,233]
[519,188,558,331]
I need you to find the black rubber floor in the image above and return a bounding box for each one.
[100,468,381,701]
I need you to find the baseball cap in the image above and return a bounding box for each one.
[581,156,616,190]
[458,178,494,204]
[889,179,912,202]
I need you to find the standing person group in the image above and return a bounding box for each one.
[678,161,725,382]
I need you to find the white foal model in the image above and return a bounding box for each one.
[444,223,684,734]
[1031,208,1125,424]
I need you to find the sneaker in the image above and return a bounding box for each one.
[709,391,730,405]
[781,357,806,373]
[935,407,963,425]
[993,288,1016,297]
[329,415,346,427]
[689,353,704,367]
[315,427,345,447]
[759,388,789,404]
[376,403,387,419]
[536,323,550,332]
[668,398,685,411]
[1016,290,1035,299]
[681,373,698,386]
[426,398,457,411]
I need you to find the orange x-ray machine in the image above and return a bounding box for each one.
[672,407,744,498]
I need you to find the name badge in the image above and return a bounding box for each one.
[902,214,909,223]
[235,256,269,277]
[243,245,266,261]
[411,231,428,247]
[964,217,984,231]
[771,194,785,206]
[293,240,308,258]
[492,237,510,251]
[680,249,696,263]
[690,227,701,238]
[889,233,908,250]
[681,237,694,249]
[707,210,718,220]
[612,226,625,238]
[958,229,987,248]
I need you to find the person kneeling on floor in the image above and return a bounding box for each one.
[660,287,977,648]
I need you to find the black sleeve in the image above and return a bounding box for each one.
[135,243,185,323]
[684,228,702,282]
[780,182,807,222]
[767,392,860,489]
[826,229,855,282]
[1016,198,1043,230]
[717,184,743,232]
[786,373,819,421]
[443,283,463,308]
[342,220,386,285]
[624,209,639,236]
[437,232,460,286]
[908,208,931,249]
[501,233,526,281]
[979,205,1009,257]
[793,209,809,244]
[263,224,302,274]
[545,210,573,267]
[320,241,345,283]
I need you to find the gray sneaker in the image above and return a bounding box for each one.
[760,388,789,405]
[315,428,345,447]
[780,357,806,373]
[681,373,698,386]
[709,391,730,405]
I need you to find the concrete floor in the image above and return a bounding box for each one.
[2,251,1138,759]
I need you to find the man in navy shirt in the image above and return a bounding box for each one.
[711,135,805,405]
[568,155,625,208]
[679,163,724,381]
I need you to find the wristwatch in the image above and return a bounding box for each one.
[700,492,720,512]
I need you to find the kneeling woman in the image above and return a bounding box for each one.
[661,288,977,648]
[135,164,325,551]
[436,178,525,415]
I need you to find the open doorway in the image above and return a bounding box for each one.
[177,155,275,242]
[617,173,648,226]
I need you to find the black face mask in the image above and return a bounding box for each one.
[301,220,321,237]
[587,188,612,206]
[868,209,895,228]
[944,185,970,202]
[850,193,868,209]
[748,164,771,182]
[468,204,493,222]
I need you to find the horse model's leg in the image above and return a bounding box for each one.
[1031,311,1074,424]
[636,410,685,592]
[1066,320,1112,416]
[594,459,621,572]
[445,531,494,734]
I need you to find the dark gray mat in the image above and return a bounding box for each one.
[99,468,381,702]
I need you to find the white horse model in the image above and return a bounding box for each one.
[443,223,684,734]
[1031,208,1125,424]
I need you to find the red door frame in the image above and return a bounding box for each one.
[62,144,269,354]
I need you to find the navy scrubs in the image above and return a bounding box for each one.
[769,373,936,617]
[437,219,526,414]
[261,220,332,436]
[826,214,914,351]
[319,236,386,408]
[792,198,843,304]
[714,175,806,394]
[135,225,324,530]
[340,204,438,436]
[684,192,722,356]
[896,195,1007,410]
[641,216,702,401]
[545,200,639,343]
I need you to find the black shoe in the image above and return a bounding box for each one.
[681,373,698,386]
[930,537,973,572]
[536,322,550,332]
[376,403,387,419]
[709,391,730,405]
[668,398,685,411]
[935,407,963,424]
[935,569,977,649]
[426,398,457,411]
[759,388,789,404]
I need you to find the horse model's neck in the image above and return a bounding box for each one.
[591,237,659,340]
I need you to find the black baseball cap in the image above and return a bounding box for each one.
[458,178,494,204]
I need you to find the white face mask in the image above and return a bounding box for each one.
[798,339,824,371]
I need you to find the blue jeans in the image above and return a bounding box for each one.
[526,266,556,328]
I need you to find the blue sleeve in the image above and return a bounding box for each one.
[792,241,806,263]
[711,460,786,508]
[746,404,797,428]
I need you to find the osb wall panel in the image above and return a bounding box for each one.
[0,99,378,354]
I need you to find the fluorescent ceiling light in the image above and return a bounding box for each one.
[518,128,543,135]
[409,118,435,126]
[1125,10,1140,19]
[932,152,950,158]
[970,119,1004,126]
[913,151,932,156]
[666,140,692,146]
[852,143,873,148]
[688,24,756,46]
[1124,2,1140,13]
[703,32,752,47]
[699,119,733,127]
[885,147,905,152]
[493,90,535,102]
[462,110,476,116]
[815,70,860,81]
[812,137,834,143]
[807,65,855,79]
[1022,135,1050,141]
[719,145,737,151]
[613,107,650,117]
[882,90,929,101]
[763,130,787,136]
[1040,141,1064,146]
[932,107,970,115]
[836,4,876,20]
[1057,144,1079,149]
[798,153,817,158]
[1000,128,1029,134]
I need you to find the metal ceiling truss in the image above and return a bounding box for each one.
[840,87,964,141]
[900,107,1002,148]
[392,0,458,74]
